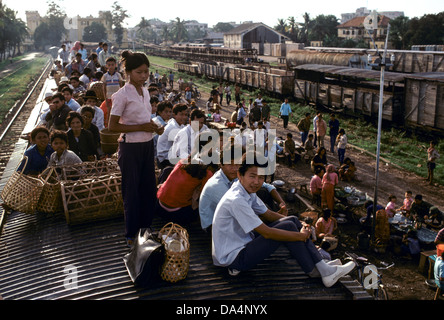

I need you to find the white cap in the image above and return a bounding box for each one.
[60,76,69,82]
[45,92,53,98]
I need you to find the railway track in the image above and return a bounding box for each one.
[0,54,52,178]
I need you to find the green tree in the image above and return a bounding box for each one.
[308,14,339,44]
[171,17,188,43]
[212,22,234,33]
[45,0,67,45]
[286,16,299,42]
[389,16,411,50]
[298,12,312,45]
[111,1,129,46]
[274,18,288,35]
[0,3,29,58]
[161,25,172,43]
[407,13,444,46]
[83,22,108,42]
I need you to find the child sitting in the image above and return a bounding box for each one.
[385,195,398,218]
[397,191,413,216]
[17,126,54,176]
[213,109,222,123]
[48,130,82,167]
[284,132,299,167]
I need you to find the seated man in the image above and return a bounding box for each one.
[211,151,355,288]
[410,194,433,222]
[199,144,287,232]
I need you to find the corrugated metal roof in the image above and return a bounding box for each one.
[0,209,363,300]
[294,64,408,82]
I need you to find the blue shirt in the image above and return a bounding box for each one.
[17,144,54,175]
[66,98,81,112]
[329,119,340,135]
[199,169,275,230]
[279,103,292,116]
[435,256,444,288]
[212,180,268,266]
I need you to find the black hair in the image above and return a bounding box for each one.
[80,105,95,117]
[66,111,84,127]
[50,130,68,144]
[238,151,269,176]
[150,95,159,104]
[52,92,65,102]
[172,103,188,115]
[120,50,150,72]
[61,86,73,95]
[190,109,205,121]
[30,126,50,141]
[157,101,173,113]
[415,194,423,201]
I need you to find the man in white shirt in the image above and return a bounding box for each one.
[156,103,189,169]
[171,109,209,162]
[58,44,69,67]
[98,43,111,67]
[212,151,355,287]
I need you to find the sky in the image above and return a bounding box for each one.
[4,0,444,29]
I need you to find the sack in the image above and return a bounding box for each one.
[123,228,165,287]
[1,156,44,214]
[159,222,190,283]
[322,236,338,251]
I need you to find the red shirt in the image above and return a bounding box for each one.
[157,159,213,208]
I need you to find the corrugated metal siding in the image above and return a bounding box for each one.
[0,209,363,300]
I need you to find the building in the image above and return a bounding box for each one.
[337,14,392,49]
[341,7,404,23]
[25,10,128,46]
[223,22,288,50]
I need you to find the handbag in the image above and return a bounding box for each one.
[123,228,165,287]
[1,156,45,214]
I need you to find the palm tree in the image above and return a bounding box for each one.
[275,18,288,35]
[299,12,312,45]
[171,17,188,43]
[136,17,151,41]
[287,16,299,42]
[161,25,171,44]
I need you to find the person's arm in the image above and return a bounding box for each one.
[108,114,160,134]
[269,189,288,215]
[254,221,310,242]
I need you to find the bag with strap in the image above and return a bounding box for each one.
[123,228,165,287]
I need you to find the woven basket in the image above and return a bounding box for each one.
[87,81,106,101]
[36,167,63,213]
[60,172,123,225]
[158,222,190,283]
[0,156,44,214]
[54,159,120,181]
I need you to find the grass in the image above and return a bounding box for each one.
[0,55,50,124]
[147,54,443,184]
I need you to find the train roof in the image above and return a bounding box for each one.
[293,64,408,82]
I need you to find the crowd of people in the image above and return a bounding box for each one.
[16,41,444,291]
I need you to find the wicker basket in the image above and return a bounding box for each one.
[0,156,45,214]
[158,222,190,283]
[36,167,63,214]
[53,159,120,181]
[87,81,106,101]
[60,172,123,225]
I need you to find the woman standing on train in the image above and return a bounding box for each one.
[108,50,164,247]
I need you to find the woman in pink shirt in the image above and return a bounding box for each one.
[385,195,397,218]
[108,50,164,247]
[321,164,338,211]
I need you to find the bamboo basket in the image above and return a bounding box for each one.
[0,156,45,214]
[54,158,120,181]
[36,167,63,214]
[158,222,190,283]
[60,172,123,225]
[87,81,106,101]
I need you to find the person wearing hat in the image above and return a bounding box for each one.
[84,90,105,131]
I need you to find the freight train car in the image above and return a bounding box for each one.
[293,64,405,123]
[174,59,444,134]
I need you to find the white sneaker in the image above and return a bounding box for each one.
[326,259,342,266]
[228,268,240,276]
[322,261,355,288]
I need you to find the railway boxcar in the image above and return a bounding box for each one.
[403,73,444,133]
[293,64,405,123]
